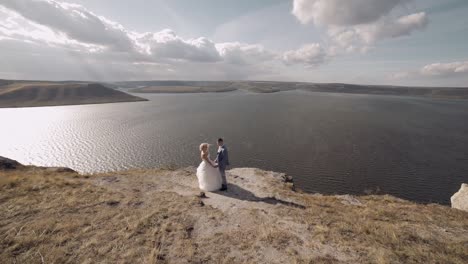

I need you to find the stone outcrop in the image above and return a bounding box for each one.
[451,183,468,212]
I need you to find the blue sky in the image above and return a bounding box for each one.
[0,0,467,86]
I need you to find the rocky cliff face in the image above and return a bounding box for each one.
[451,183,468,212]
[1,157,467,263]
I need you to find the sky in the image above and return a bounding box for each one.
[0,0,467,86]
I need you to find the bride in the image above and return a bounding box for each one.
[196,143,222,191]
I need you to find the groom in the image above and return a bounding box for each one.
[215,138,229,191]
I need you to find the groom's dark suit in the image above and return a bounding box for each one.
[215,145,230,185]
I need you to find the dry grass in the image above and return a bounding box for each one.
[287,195,468,263]
[1,166,467,263]
[0,167,218,263]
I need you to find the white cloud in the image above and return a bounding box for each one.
[135,29,221,62]
[0,0,446,83]
[327,12,428,54]
[388,61,468,83]
[356,12,428,43]
[215,42,274,65]
[1,0,222,64]
[292,0,410,26]
[0,0,286,80]
[0,5,99,51]
[282,43,326,66]
[1,0,133,51]
[0,0,278,67]
[292,0,428,56]
[420,61,468,76]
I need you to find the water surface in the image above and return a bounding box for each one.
[1,90,467,204]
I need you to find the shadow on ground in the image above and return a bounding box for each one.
[214,183,306,209]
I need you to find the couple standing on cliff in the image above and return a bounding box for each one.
[196,138,230,192]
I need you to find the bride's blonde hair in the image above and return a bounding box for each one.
[199,143,209,152]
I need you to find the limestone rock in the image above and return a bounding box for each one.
[337,194,363,206]
[451,183,468,212]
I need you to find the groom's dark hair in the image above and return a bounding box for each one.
[218,138,223,142]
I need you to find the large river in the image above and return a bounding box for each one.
[1,90,467,204]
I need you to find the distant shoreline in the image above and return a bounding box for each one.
[0,80,147,108]
[129,86,238,94]
[2,79,468,108]
[0,99,148,109]
[119,80,468,99]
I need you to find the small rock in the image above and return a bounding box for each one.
[105,200,120,207]
[185,226,194,238]
[198,200,205,207]
[282,174,294,183]
[197,192,207,198]
[337,195,363,206]
[451,183,468,212]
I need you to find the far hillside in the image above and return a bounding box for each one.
[0,80,147,108]
[116,80,468,99]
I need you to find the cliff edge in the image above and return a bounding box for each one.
[452,183,468,212]
[0,157,467,263]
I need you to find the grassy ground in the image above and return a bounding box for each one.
[1,165,467,263]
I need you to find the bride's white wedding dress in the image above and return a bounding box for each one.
[196,155,222,191]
